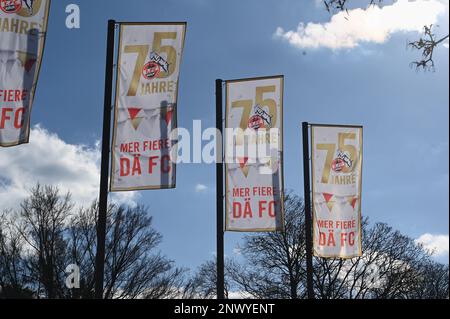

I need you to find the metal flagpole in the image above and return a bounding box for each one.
[302,122,315,299]
[216,79,225,299]
[94,19,116,299]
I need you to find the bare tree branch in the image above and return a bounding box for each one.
[409,25,449,71]
[199,192,449,299]
[0,184,186,299]
[323,1,449,70]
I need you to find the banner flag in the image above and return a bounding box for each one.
[225,75,284,232]
[0,0,51,147]
[110,22,186,191]
[311,125,363,258]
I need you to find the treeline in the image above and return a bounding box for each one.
[191,193,449,299]
[0,185,187,299]
[0,185,448,299]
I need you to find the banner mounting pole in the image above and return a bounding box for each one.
[302,122,315,299]
[94,19,116,299]
[216,79,225,299]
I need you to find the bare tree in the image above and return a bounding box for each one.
[183,260,219,299]
[183,259,236,299]
[2,185,448,299]
[312,221,434,299]
[408,261,449,299]
[67,202,187,299]
[15,184,72,299]
[231,192,307,299]
[323,0,449,70]
[0,211,33,298]
[65,203,98,298]
[183,193,307,300]
[185,192,306,299]
[0,184,186,299]
[214,192,449,299]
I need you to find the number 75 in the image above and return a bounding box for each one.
[123,32,177,96]
[316,133,357,183]
[231,86,277,130]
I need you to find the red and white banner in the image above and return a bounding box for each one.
[0,0,51,147]
[225,76,284,232]
[311,125,363,258]
[110,23,186,191]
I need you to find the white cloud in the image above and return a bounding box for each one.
[195,183,208,193]
[0,125,137,210]
[415,233,449,257]
[275,0,448,50]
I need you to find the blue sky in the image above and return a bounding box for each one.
[1,0,449,267]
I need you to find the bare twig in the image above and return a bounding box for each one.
[324,0,382,13]
[409,25,449,71]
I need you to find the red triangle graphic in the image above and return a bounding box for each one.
[127,107,142,120]
[238,157,249,169]
[24,59,36,72]
[351,197,358,209]
[323,193,333,203]
[165,109,173,125]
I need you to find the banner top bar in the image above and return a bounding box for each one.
[309,123,363,129]
[116,21,187,26]
[225,74,284,83]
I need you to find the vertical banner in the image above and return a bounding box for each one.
[0,0,51,147]
[311,125,363,258]
[110,22,186,191]
[225,75,284,231]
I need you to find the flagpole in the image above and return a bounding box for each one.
[94,19,116,299]
[302,122,315,299]
[216,79,225,299]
